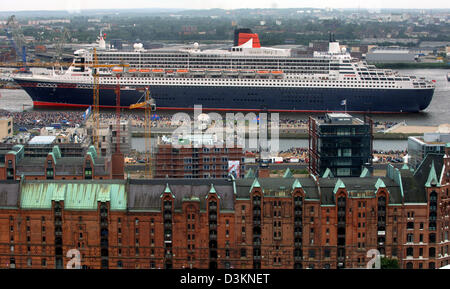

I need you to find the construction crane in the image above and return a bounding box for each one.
[90,48,129,151]
[4,15,28,70]
[130,88,156,178]
[53,28,71,72]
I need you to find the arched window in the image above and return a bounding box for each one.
[406,262,413,269]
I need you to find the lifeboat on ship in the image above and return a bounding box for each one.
[240,69,256,77]
[151,69,164,75]
[271,70,284,78]
[257,70,270,78]
[191,69,205,77]
[176,69,189,75]
[224,69,239,77]
[207,69,222,76]
[165,69,175,76]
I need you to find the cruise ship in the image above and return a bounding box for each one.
[12,29,435,113]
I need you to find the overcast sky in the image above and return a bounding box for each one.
[0,0,449,12]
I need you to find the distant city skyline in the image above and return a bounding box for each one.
[0,0,449,12]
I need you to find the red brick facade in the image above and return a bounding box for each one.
[0,149,449,269]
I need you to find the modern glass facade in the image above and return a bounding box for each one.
[310,114,373,177]
[407,134,449,169]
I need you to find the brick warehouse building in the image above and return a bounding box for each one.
[0,144,123,181]
[0,147,449,269]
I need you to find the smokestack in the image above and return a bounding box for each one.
[234,28,253,46]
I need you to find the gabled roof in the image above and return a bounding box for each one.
[425,160,440,187]
[250,178,263,192]
[333,178,346,195]
[244,168,256,179]
[401,153,444,203]
[322,168,334,178]
[292,179,302,189]
[283,168,294,178]
[375,178,386,190]
[209,183,217,194]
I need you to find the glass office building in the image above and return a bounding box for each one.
[309,113,373,177]
[408,133,450,169]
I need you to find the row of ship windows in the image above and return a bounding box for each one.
[100,78,402,84]
[98,81,401,88]
[98,56,332,62]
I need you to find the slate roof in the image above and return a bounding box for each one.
[401,153,444,203]
[128,179,235,211]
[0,181,19,208]
[15,156,109,176]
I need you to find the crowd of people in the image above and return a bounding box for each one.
[0,110,85,129]
[0,110,178,130]
[0,108,400,137]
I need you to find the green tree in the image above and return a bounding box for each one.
[380,257,400,269]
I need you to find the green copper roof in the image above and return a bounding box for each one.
[292,179,302,189]
[209,183,217,194]
[87,146,97,159]
[375,178,386,190]
[162,183,175,198]
[359,167,371,178]
[108,185,126,210]
[322,168,334,178]
[283,168,294,178]
[244,168,256,179]
[20,183,54,209]
[52,146,62,159]
[250,178,263,193]
[446,143,450,148]
[20,182,126,211]
[425,160,440,187]
[333,178,346,195]
[401,163,409,170]
[86,146,97,165]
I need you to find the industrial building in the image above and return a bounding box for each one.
[0,144,122,181]
[308,113,373,178]
[366,47,417,63]
[0,148,449,269]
